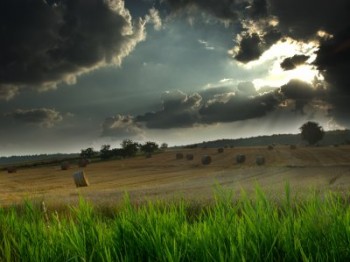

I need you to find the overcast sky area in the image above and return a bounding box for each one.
[0,0,349,156]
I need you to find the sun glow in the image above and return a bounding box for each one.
[239,38,323,89]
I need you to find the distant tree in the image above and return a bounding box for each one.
[121,139,139,157]
[111,148,125,158]
[100,144,112,160]
[160,143,168,150]
[80,147,96,159]
[140,141,159,154]
[300,121,325,145]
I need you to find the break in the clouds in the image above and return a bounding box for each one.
[5,108,63,128]
[280,55,310,71]
[0,0,158,99]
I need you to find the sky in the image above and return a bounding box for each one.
[0,0,349,156]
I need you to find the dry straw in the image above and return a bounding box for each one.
[236,154,246,164]
[73,171,89,187]
[186,154,194,160]
[201,155,212,165]
[176,153,184,160]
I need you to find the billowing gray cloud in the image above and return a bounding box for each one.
[314,27,350,126]
[280,79,321,113]
[280,55,309,70]
[101,115,144,138]
[199,90,280,123]
[6,108,63,128]
[136,90,202,128]
[233,20,281,63]
[0,0,150,99]
[128,86,281,129]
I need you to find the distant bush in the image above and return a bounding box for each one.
[217,148,224,153]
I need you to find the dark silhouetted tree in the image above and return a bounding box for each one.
[80,147,96,159]
[121,139,139,157]
[160,143,168,150]
[100,144,112,160]
[140,141,159,154]
[300,121,324,145]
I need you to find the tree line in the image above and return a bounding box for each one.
[80,140,168,160]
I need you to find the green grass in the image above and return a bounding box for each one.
[1,186,350,261]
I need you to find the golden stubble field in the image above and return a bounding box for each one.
[1,146,350,206]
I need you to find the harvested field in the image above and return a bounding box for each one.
[1,146,350,206]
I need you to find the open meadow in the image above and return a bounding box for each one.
[1,146,350,260]
[1,145,350,206]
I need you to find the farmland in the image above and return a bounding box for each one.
[1,145,350,206]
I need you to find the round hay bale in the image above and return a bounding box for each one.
[78,159,89,167]
[201,155,212,165]
[186,154,194,160]
[267,145,274,150]
[256,156,265,166]
[236,154,246,164]
[145,153,152,158]
[7,167,17,173]
[217,148,224,153]
[61,161,70,170]
[73,171,89,188]
[290,145,297,150]
[176,153,184,160]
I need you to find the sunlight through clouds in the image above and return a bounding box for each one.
[237,38,322,89]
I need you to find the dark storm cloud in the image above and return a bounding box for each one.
[234,27,281,63]
[6,108,63,128]
[199,91,280,124]
[101,115,144,138]
[165,0,246,23]
[268,0,350,40]
[280,55,309,71]
[234,33,263,63]
[136,90,202,129]
[280,79,321,113]
[119,87,281,130]
[314,27,350,126]
[0,0,150,99]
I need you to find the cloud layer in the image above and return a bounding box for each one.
[6,108,63,128]
[0,0,150,99]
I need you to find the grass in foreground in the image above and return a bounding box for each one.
[1,186,350,261]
